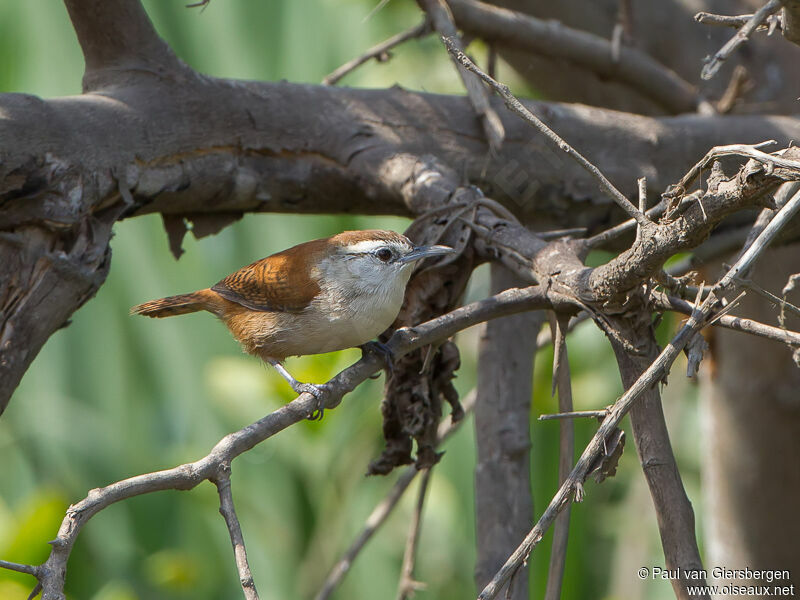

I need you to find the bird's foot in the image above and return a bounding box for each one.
[289,381,329,421]
[360,341,395,379]
[268,360,330,420]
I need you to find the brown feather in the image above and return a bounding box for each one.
[328,229,409,247]
[130,291,211,318]
[211,239,325,312]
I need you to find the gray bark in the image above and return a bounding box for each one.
[475,265,542,598]
[4,68,800,414]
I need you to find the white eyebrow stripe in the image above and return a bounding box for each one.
[343,240,404,254]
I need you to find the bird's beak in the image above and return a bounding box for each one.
[399,244,455,264]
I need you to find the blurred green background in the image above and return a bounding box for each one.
[0,1,702,599]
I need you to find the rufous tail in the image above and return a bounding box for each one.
[130,290,213,318]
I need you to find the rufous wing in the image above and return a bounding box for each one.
[211,240,324,312]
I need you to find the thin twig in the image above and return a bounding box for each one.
[396,468,432,600]
[716,65,752,113]
[322,20,432,85]
[635,177,647,243]
[420,0,505,151]
[441,36,648,226]
[695,11,781,32]
[316,390,477,600]
[654,292,800,346]
[478,184,800,600]
[539,410,608,421]
[447,0,703,114]
[213,462,259,600]
[584,198,671,248]
[734,276,800,320]
[670,142,799,195]
[701,0,784,80]
[0,559,40,577]
[362,0,393,23]
[316,470,417,600]
[543,314,574,600]
[29,285,555,600]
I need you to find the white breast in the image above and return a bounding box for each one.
[298,254,414,354]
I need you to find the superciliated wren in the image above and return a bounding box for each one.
[131,230,453,417]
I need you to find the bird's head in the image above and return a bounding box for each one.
[320,230,454,295]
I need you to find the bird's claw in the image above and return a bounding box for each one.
[291,382,328,421]
[360,341,395,379]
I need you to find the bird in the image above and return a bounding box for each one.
[130,230,454,418]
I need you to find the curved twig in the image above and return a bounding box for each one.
[322,19,432,85]
[442,36,649,227]
[316,389,477,600]
[420,0,505,151]
[213,462,259,600]
[543,314,574,600]
[2,286,554,600]
[701,0,784,80]
[448,0,704,114]
[396,468,432,600]
[478,184,800,599]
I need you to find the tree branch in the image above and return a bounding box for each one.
[4,1,800,418]
[543,313,574,600]
[609,325,708,600]
[213,462,259,600]
[15,286,548,599]
[322,19,432,85]
[396,468,432,600]
[448,0,704,115]
[443,36,649,226]
[700,0,785,80]
[478,184,800,599]
[63,0,194,90]
[316,389,477,600]
[418,0,505,151]
[474,267,540,599]
[783,0,800,44]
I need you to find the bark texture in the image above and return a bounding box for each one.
[702,244,800,593]
[4,74,800,414]
[474,266,541,597]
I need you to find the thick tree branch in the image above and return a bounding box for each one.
[609,325,708,600]
[4,0,800,420]
[448,0,704,114]
[474,267,539,599]
[63,0,194,90]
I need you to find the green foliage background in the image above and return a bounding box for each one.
[0,2,702,599]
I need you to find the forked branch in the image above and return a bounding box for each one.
[2,287,554,600]
[478,184,800,600]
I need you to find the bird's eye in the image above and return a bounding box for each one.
[376,248,393,262]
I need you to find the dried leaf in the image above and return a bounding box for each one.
[685,333,709,378]
[782,273,800,297]
[590,428,625,484]
[161,214,187,260]
[187,212,243,239]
